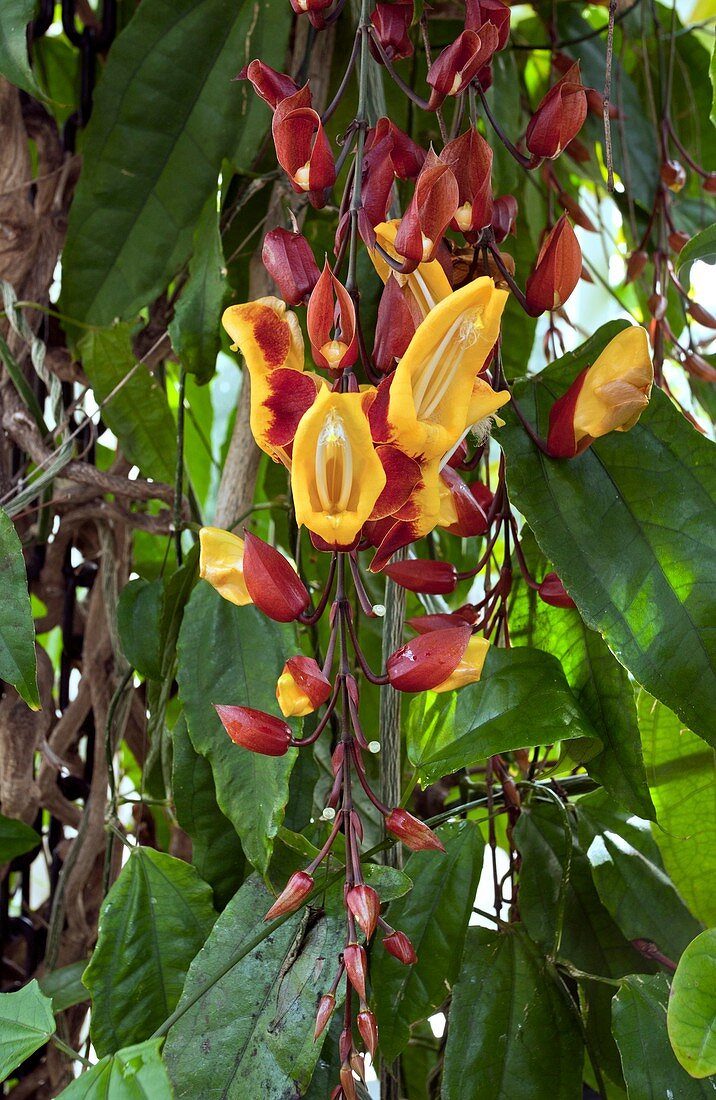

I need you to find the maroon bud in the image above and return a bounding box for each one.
[439,466,490,538]
[625,250,649,283]
[426,27,499,110]
[525,214,582,315]
[368,118,425,180]
[383,559,458,595]
[387,624,471,692]
[385,808,446,852]
[703,173,716,194]
[339,1026,352,1063]
[343,944,368,1001]
[314,993,336,1040]
[346,885,381,940]
[407,612,476,634]
[647,293,668,321]
[238,60,301,110]
[441,127,494,236]
[383,929,418,965]
[526,63,588,160]
[357,1009,379,1057]
[687,301,716,329]
[350,1051,366,1083]
[466,0,511,49]
[538,572,577,609]
[492,194,517,242]
[272,89,336,207]
[394,149,459,268]
[340,1062,358,1100]
[264,870,314,920]
[307,261,358,372]
[262,228,320,306]
[660,159,686,191]
[242,530,310,622]
[370,0,413,61]
[373,275,420,372]
[214,704,292,756]
[668,230,690,255]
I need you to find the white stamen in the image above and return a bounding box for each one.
[315,407,353,521]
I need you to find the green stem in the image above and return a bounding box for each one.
[51,1035,93,1068]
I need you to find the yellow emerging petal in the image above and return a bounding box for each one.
[276,672,314,718]
[433,636,490,693]
[199,526,252,606]
[388,277,508,461]
[573,326,653,441]
[292,389,387,546]
[371,220,452,319]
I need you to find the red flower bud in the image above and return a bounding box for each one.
[439,466,491,538]
[525,214,582,315]
[339,1026,352,1064]
[346,884,381,940]
[238,60,301,110]
[382,929,418,965]
[687,301,716,329]
[383,559,458,595]
[545,367,588,458]
[466,0,511,49]
[538,572,576,609]
[407,610,477,634]
[276,656,332,718]
[492,194,517,242]
[370,0,414,61]
[648,293,667,321]
[214,704,292,756]
[262,229,320,306]
[704,173,716,195]
[307,261,358,372]
[525,63,588,160]
[385,808,445,852]
[340,1063,358,1100]
[373,275,421,372]
[368,118,425,180]
[272,89,336,207]
[625,250,649,283]
[394,150,459,268]
[427,27,499,110]
[661,159,686,192]
[242,530,310,622]
[387,624,472,692]
[668,231,690,255]
[441,127,494,236]
[265,870,314,920]
[289,0,333,14]
[357,1009,379,1058]
[343,944,368,1001]
[314,993,336,1040]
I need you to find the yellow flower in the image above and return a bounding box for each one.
[433,636,490,692]
[292,388,387,547]
[573,326,653,439]
[371,220,452,319]
[199,527,252,606]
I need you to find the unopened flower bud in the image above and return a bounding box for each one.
[346,885,381,940]
[314,993,336,1040]
[242,530,310,622]
[525,214,582,315]
[526,63,587,159]
[383,929,418,965]
[262,229,320,306]
[277,656,332,718]
[625,250,649,283]
[441,127,494,236]
[426,28,499,110]
[343,943,368,1000]
[432,635,491,692]
[383,558,458,595]
[214,704,292,756]
[538,572,576,609]
[272,90,336,207]
[393,150,459,269]
[385,808,445,852]
[340,1062,358,1100]
[370,0,413,61]
[387,624,471,692]
[660,159,686,191]
[466,0,511,48]
[491,194,517,242]
[264,870,314,921]
[357,1009,379,1058]
[668,231,690,255]
[238,60,301,109]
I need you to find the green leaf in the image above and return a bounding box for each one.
[57,1039,173,1099]
[176,583,296,874]
[0,2,40,96]
[586,830,703,961]
[82,847,216,1055]
[117,578,164,680]
[442,927,583,1100]
[406,647,597,785]
[168,195,227,385]
[500,321,716,748]
[0,812,40,862]
[60,0,291,327]
[612,974,716,1099]
[372,820,483,1061]
[171,714,245,909]
[0,980,55,1084]
[0,507,39,709]
[78,325,177,483]
[164,875,345,1099]
[639,691,716,926]
[667,928,716,1078]
[38,961,90,1013]
[677,225,716,272]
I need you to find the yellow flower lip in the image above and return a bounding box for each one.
[573,325,653,440]
[199,526,252,607]
[370,220,452,319]
[433,635,490,692]
[292,388,387,547]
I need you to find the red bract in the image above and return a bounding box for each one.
[368,118,425,180]
[346,884,380,939]
[370,0,413,61]
[383,929,418,965]
[214,704,292,756]
[272,90,336,207]
[277,656,332,718]
[343,944,368,1000]
[439,466,491,537]
[525,63,588,160]
[546,368,588,458]
[373,275,420,372]
[538,572,577,609]
[427,27,499,110]
[441,127,494,236]
[385,808,446,852]
[525,214,582,315]
[383,559,458,595]
[242,530,310,622]
[238,60,302,110]
[393,150,459,268]
[357,1009,379,1058]
[492,194,518,242]
[387,624,471,692]
[265,869,314,920]
[289,0,333,14]
[466,0,511,50]
[262,229,320,306]
[407,610,477,634]
[470,479,494,513]
[307,261,358,372]
[661,159,687,191]
[314,993,336,1040]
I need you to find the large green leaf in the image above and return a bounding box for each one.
[117,578,165,680]
[0,2,40,96]
[667,928,716,1079]
[82,847,216,1055]
[501,321,716,747]
[442,927,583,1100]
[38,961,89,1013]
[171,714,245,909]
[0,507,39,709]
[0,812,40,862]
[78,325,177,484]
[164,875,344,1099]
[0,981,55,1084]
[612,974,716,1099]
[60,0,291,327]
[639,691,716,926]
[406,646,597,785]
[372,820,483,1061]
[57,1039,173,1100]
[176,583,296,873]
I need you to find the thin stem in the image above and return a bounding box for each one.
[368,28,431,110]
[174,367,186,566]
[322,31,360,125]
[476,84,539,170]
